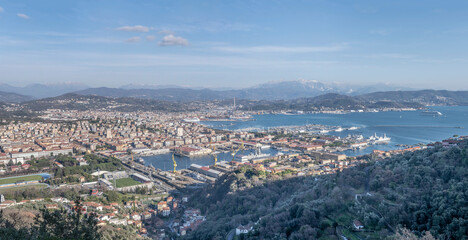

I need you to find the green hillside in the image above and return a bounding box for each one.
[187,140,468,239]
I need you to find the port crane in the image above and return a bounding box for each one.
[211,145,218,166]
[172,154,177,173]
[231,140,245,161]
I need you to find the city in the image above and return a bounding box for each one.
[0,104,466,239]
[1,1,468,239]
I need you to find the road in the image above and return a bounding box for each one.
[226,229,235,240]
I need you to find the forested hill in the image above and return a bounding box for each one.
[187,140,468,239]
[233,93,424,112]
[359,90,468,106]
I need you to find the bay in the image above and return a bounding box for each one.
[201,106,468,156]
[143,106,468,170]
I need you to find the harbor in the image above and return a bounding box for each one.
[201,106,468,154]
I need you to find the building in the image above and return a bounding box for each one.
[176,127,184,137]
[175,146,212,157]
[189,164,222,179]
[162,207,171,216]
[353,219,364,230]
[236,223,253,235]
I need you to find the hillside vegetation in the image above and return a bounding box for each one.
[187,141,468,239]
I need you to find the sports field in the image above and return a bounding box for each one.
[114,177,141,188]
[0,175,43,185]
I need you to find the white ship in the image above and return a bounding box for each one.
[420,111,442,116]
[368,133,391,144]
[230,115,253,120]
[235,149,271,162]
[334,127,344,132]
[183,117,200,122]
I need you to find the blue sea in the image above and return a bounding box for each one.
[144,106,468,170]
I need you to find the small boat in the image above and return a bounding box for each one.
[420,111,442,116]
[334,127,344,132]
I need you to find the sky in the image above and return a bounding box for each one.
[1,0,468,89]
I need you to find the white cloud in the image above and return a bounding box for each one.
[146,35,156,41]
[116,25,149,32]
[125,37,141,43]
[157,30,175,35]
[158,34,188,46]
[17,13,29,19]
[213,45,345,53]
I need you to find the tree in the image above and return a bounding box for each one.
[391,227,435,240]
[36,200,101,240]
[105,191,121,203]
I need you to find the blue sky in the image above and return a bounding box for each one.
[1,0,468,89]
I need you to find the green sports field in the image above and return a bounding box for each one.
[114,177,141,188]
[0,175,43,185]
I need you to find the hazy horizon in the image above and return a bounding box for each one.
[1,0,468,90]
[0,79,417,91]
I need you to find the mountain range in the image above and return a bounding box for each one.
[0,83,89,99]
[73,80,411,101]
[0,80,467,106]
[0,91,34,103]
[0,80,407,101]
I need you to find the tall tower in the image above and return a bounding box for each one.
[172,154,177,173]
[176,127,184,137]
[106,129,112,139]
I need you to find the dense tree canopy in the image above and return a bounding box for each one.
[187,141,468,239]
[0,200,101,240]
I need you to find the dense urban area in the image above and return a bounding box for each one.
[3,0,468,239]
[0,97,466,240]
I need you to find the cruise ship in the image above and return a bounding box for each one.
[420,111,443,116]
